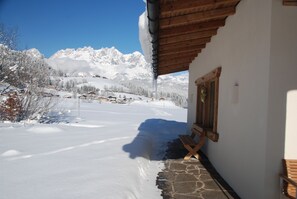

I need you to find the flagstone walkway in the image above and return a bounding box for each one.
[156,139,240,199]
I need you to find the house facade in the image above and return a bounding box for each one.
[187,1,297,198]
[140,0,297,198]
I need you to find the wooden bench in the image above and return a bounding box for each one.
[280,159,297,199]
[179,124,206,160]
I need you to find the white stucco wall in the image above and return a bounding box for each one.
[187,0,273,198]
[264,1,297,198]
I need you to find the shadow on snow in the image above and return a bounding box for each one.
[123,118,187,161]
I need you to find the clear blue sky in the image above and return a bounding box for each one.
[0,0,145,58]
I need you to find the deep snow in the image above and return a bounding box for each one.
[0,99,187,199]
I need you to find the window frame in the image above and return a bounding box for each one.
[195,67,221,142]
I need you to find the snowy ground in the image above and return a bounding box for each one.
[0,99,187,199]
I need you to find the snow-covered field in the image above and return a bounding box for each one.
[0,99,187,199]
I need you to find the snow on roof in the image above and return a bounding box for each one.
[139,10,153,64]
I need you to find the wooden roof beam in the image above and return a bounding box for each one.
[159,30,216,45]
[159,62,190,70]
[159,57,195,67]
[159,20,225,38]
[160,7,235,29]
[158,52,198,65]
[159,52,198,62]
[159,38,211,51]
[159,47,203,57]
[158,65,189,76]
[160,0,240,17]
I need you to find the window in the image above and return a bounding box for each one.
[195,67,221,142]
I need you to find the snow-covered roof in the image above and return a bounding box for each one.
[138,10,153,64]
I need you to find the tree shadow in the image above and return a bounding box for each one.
[122,118,187,161]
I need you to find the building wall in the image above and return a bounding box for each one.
[264,1,297,198]
[187,0,272,198]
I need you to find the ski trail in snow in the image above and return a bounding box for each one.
[150,108,172,117]
[7,136,132,161]
[59,123,105,128]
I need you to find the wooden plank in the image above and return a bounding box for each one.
[159,53,197,61]
[283,0,297,6]
[158,51,197,64]
[159,48,202,57]
[158,66,190,74]
[179,135,196,146]
[159,20,225,38]
[159,57,194,67]
[159,62,190,70]
[159,30,217,45]
[158,62,191,69]
[158,65,189,75]
[160,7,235,29]
[282,159,297,198]
[159,62,193,69]
[160,27,217,41]
[159,44,205,54]
[160,0,240,17]
[159,38,211,51]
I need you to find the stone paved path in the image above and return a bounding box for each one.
[156,139,240,199]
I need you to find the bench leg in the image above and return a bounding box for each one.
[183,136,206,160]
[184,145,199,160]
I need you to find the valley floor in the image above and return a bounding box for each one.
[0,99,187,199]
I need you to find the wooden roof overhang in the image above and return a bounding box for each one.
[147,0,241,78]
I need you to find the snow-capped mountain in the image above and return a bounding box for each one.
[44,46,188,96]
[47,47,152,81]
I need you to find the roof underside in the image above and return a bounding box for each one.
[148,0,241,77]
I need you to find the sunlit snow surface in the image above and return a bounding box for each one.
[0,99,187,199]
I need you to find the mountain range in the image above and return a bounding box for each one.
[24,46,189,97]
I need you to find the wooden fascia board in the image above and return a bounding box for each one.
[160,0,240,17]
[160,7,235,29]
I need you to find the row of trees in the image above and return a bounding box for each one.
[55,78,187,107]
[121,82,187,107]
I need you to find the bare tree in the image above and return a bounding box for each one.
[0,23,18,50]
[0,44,58,121]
